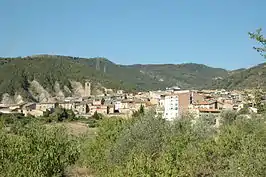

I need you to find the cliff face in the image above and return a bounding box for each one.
[0,80,96,104]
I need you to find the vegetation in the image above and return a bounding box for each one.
[0,114,80,177]
[1,109,266,176]
[0,55,130,100]
[249,28,266,58]
[212,29,266,89]
[212,63,266,89]
[79,111,266,177]
[132,104,145,117]
[0,55,231,101]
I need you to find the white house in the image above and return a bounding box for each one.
[163,94,179,121]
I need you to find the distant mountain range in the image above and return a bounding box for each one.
[0,55,265,103]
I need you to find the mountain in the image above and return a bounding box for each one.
[1,54,263,103]
[0,55,127,103]
[212,63,266,89]
[129,63,229,89]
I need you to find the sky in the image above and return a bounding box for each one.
[0,0,265,70]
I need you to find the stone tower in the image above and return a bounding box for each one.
[84,82,91,97]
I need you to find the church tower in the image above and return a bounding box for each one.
[84,82,91,97]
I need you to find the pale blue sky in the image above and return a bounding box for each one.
[0,0,265,69]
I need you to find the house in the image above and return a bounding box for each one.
[191,92,205,104]
[198,108,221,126]
[92,99,102,106]
[178,91,192,116]
[58,102,73,110]
[36,102,56,111]
[117,90,124,95]
[0,104,23,114]
[73,102,89,114]
[21,103,44,117]
[89,105,108,115]
[193,100,223,110]
[59,101,89,115]
[222,102,234,110]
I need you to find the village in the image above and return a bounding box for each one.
[0,81,265,121]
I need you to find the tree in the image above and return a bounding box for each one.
[254,89,265,113]
[238,104,250,115]
[139,104,145,115]
[43,109,50,117]
[132,104,145,118]
[101,98,105,105]
[92,111,102,120]
[249,28,266,58]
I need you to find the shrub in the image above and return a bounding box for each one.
[0,122,80,177]
[80,111,266,177]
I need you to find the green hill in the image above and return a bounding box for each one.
[212,63,266,89]
[0,55,127,102]
[2,54,264,102]
[130,63,229,89]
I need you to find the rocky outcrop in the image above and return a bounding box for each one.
[29,80,53,103]
[70,81,86,97]
[1,93,24,105]
[0,79,98,104]
[54,81,65,101]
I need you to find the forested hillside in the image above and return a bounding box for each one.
[0,55,265,103]
[212,63,266,89]
[0,55,128,102]
[0,55,230,102]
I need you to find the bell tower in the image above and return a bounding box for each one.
[84,82,91,97]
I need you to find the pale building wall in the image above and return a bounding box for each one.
[163,95,179,121]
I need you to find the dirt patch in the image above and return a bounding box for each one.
[57,122,98,136]
[65,166,94,177]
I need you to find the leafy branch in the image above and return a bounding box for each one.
[249,28,266,58]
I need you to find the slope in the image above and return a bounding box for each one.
[213,63,266,89]
[0,55,128,101]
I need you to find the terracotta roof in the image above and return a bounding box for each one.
[198,108,221,113]
[195,101,215,105]
[195,100,224,105]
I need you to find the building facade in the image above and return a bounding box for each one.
[163,94,179,121]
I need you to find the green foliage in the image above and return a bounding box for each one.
[80,111,266,177]
[213,63,266,89]
[78,117,127,174]
[101,98,105,105]
[0,122,80,177]
[249,28,266,58]
[132,104,145,118]
[0,55,127,99]
[238,104,250,114]
[92,111,103,120]
[220,110,238,125]
[86,118,98,128]
[49,108,76,122]
[0,55,231,100]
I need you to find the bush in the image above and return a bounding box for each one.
[0,122,80,177]
[80,111,266,177]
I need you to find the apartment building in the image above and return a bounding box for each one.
[163,94,179,121]
[161,90,195,121]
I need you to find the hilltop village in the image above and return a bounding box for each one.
[0,82,265,121]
